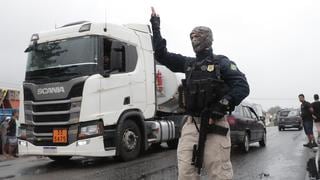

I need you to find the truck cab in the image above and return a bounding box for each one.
[19,21,185,161]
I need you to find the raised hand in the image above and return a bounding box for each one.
[150,6,160,30]
[151,6,157,17]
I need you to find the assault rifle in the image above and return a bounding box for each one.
[191,109,229,174]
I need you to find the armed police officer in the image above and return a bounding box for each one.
[150,7,249,180]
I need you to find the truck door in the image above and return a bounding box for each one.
[99,39,139,124]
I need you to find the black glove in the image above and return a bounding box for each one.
[150,15,160,31]
[211,102,228,120]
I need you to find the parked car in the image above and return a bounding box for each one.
[277,109,302,131]
[227,103,266,153]
[252,103,266,122]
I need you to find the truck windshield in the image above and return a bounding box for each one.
[25,36,98,83]
[26,36,97,71]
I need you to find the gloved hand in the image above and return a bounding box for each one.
[150,7,160,31]
[211,102,228,120]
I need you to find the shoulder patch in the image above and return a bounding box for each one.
[230,64,238,71]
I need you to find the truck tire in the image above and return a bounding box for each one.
[240,133,250,153]
[48,156,72,162]
[117,119,141,161]
[167,139,179,149]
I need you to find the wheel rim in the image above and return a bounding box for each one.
[122,129,138,151]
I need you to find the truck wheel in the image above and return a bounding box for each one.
[167,139,179,149]
[48,156,72,162]
[117,119,141,161]
[240,133,250,153]
[259,131,266,147]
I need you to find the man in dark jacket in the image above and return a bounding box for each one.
[312,94,320,144]
[299,94,317,148]
[150,7,249,180]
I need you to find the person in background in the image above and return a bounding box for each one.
[312,94,320,144]
[7,110,18,158]
[299,94,317,148]
[0,117,10,157]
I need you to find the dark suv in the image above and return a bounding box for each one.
[278,109,302,131]
[228,103,266,153]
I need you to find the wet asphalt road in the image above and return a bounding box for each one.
[0,126,314,180]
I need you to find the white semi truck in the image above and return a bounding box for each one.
[19,21,186,161]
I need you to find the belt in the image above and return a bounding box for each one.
[191,118,229,136]
[207,124,229,136]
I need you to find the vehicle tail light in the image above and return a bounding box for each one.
[227,115,236,126]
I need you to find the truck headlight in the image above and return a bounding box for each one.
[78,122,103,139]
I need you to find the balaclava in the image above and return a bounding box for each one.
[190,26,213,53]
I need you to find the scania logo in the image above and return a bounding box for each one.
[37,87,65,95]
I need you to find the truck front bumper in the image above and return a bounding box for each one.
[18,136,116,157]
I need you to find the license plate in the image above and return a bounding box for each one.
[284,125,293,127]
[43,146,57,154]
[53,129,68,143]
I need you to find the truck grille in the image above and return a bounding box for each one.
[26,124,79,146]
[33,103,71,112]
[24,97,81,146]
[33,114,70,123]
[24,97,81,125]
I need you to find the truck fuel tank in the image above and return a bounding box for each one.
[155,65,185,114]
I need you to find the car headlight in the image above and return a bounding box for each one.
[78,122,103,139]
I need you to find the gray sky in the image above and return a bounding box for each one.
[0,0,319,110]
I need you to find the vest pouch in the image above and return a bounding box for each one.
[181,79,199,115]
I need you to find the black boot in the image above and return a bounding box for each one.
[311,141,318,148]
[303,142,312,148]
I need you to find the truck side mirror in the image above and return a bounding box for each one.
[110,45,125,72]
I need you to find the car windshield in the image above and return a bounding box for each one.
[288,110,299,117]
[279,110,290,117]
[26,36,97,72]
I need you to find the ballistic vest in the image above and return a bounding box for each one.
[181,55,229,116]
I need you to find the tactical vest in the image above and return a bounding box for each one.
[180,56,229,116]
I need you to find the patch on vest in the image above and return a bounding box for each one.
[207,65,214,72]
